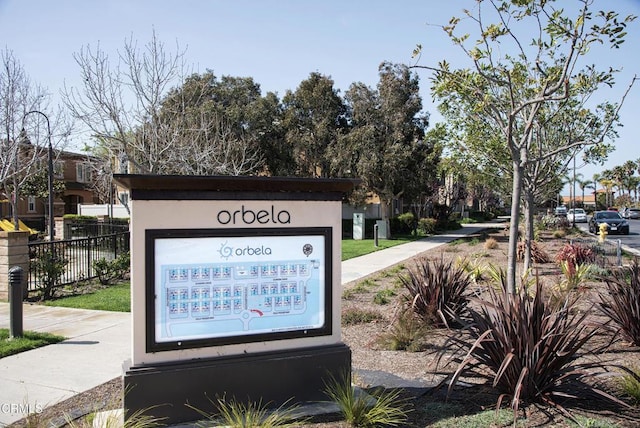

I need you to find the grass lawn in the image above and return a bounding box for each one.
[44,283,131,312]
[342,235,419,260]
[0,329,65,358]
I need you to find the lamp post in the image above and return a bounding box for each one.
[572,154,576,228]
[23,110,54,241]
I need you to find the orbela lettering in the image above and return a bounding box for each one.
[217,205,291,225]
[235,245,272,256]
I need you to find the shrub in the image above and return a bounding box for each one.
[187,395,305,427]
[32,250,69,301]
[555,243,596,275]
[537,214,570,231]
[442,278,613,415]
[92,251,130,285]
[393,212,416,235]
[484,237,499,250]
[553,229,566,238]
[323,370,410,427]
[455,256,487,283]
[417,217,437,235]
[469,211,495,221]
[342,308,384,325]
[555,261,592,293]
[373,288,396,305]
[399,256,471,328]
[598,259,640,346]
[617,366,640,404]
[516,240,550,263]
[377,309,430,352]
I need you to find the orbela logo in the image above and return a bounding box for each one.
[216,205,291,225]
[218,241,233,260]
[218,241,272,260]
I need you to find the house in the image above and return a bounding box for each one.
[0,146,100,233]
[560,189,614,210]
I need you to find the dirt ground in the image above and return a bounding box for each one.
[8,226,640,427]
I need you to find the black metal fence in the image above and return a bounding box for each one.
[64,221,129,240]
[28,232,130,291]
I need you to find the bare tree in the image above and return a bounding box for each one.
[63,30,262,177]
[0,48,68,230]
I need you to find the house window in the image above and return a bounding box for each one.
[27,196,36,213]
[76,163,91,183]
[54,160,64,179]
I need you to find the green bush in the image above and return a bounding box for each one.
[417,217,438,235]
[62,214,97,222]
[93,252,130,285]
[537,214,570,231]
[32,250,69,301]
[391,212,416,235]
[469,211,495,221]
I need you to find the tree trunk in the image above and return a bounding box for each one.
[522,188,535,274]
[9,190,19,231]
[506,161,523,294]
[379,196,391,239]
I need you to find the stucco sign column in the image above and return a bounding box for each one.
[115,174,358,425]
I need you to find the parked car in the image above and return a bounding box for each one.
[622,208,640,219]
[567,208,587,223]
[588,210,630,235]
[554,206,567,217]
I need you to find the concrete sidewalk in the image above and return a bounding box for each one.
[0,222,498,426]
[341,223,493,284]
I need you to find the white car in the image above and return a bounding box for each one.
[567,208,587,223]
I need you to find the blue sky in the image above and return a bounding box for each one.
[1,0,639,191]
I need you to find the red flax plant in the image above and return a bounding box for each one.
[400,256,472,329]
[598,258,640,346]
[555,242,596,277]
[440,276,621,418]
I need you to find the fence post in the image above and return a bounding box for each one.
[617,239,622,266]
[9,266,23,338]
[88,237,93,278]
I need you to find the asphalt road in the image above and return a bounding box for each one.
[574,218,640,253]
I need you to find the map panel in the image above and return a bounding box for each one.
[152,233,326,343]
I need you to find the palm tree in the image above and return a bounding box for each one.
[600,178,615,208]
[629,175,640,205]
[577,178,593,208]
[592,173,602,209]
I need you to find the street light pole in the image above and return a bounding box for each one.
[23,110,54,241]
[572,154,576,228]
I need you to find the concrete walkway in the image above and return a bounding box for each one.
[0,222,498,426]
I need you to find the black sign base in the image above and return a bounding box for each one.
[122,343,351,425]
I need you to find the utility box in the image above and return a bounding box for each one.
[375,219,389,239]
[353,213,364,240]
[115,174,359,426]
